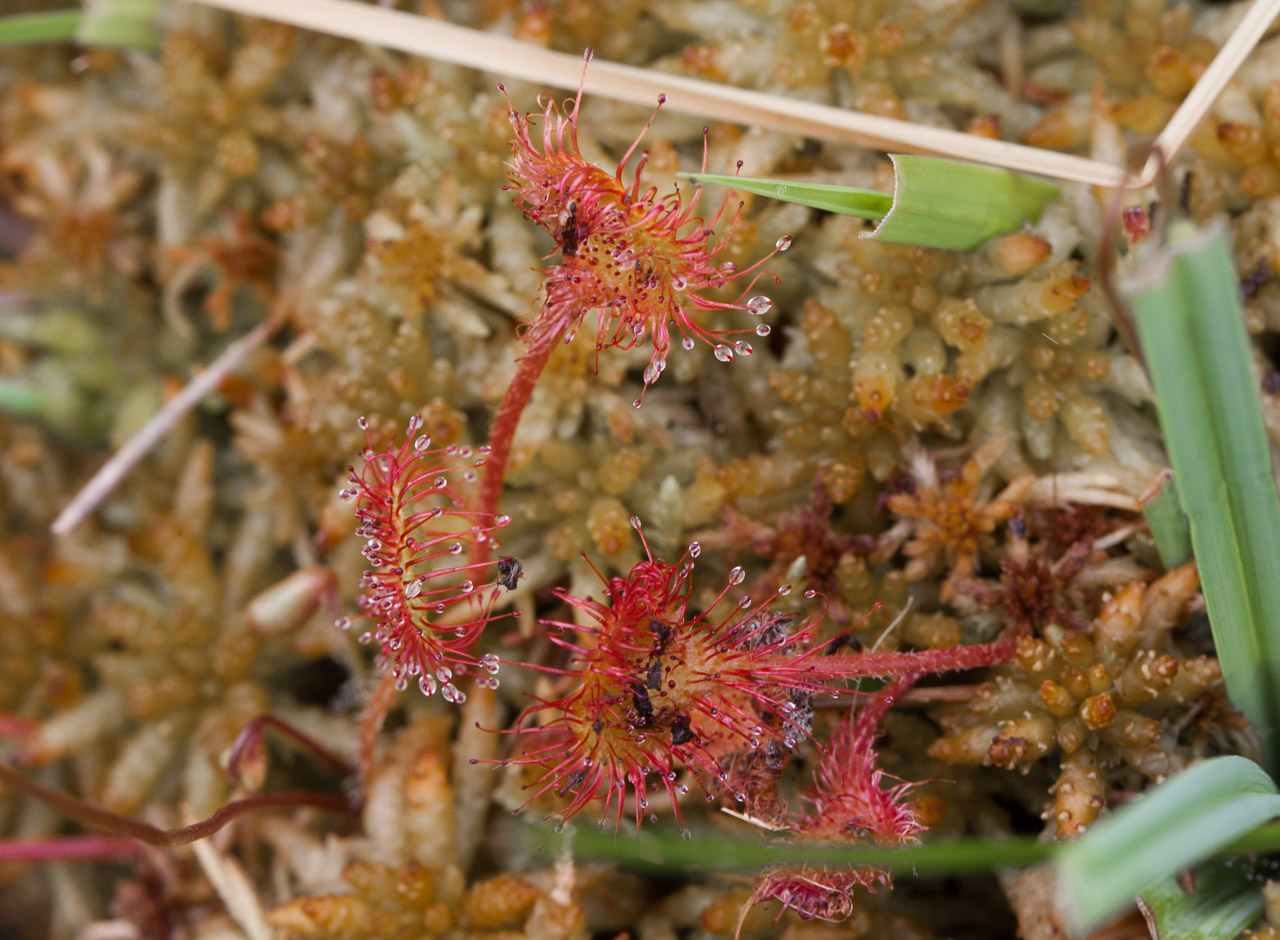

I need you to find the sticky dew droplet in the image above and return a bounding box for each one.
[714,345,733,362]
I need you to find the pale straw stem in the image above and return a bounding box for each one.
[192,0,1127,185]
[51,316,281,536]
[192,0,1280,187]
[1141,0,1280,186]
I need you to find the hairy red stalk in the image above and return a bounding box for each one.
[752,640,1017,682]
[473,325,560,567]
[339,414,515,702]
[0,761,357,848]
[358,672,398,784]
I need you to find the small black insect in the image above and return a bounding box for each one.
[824,634,863,655]
[630,682,655,726]
[671,712,695,746]
[496,556,523,591]
[560,200,580,257]
[645,659,663,691]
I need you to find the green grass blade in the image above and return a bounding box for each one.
[1144,475,1193,568]
[1057,756,1280,934]
[0,10,82,46]
[677,173,892,221]
[682,156,1059,250]
[1138,859,1265,940]
[1127,222,1280,769]
[562,825,1054,876]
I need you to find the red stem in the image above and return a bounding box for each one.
[0,714,36,739]
[0,835,145,863]
[226,714,355,783]
[0,761,357,848]
[472,323,565,567]
[762,640,1016,680]
[359,672,398,783]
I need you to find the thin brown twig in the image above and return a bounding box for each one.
[51,315,284,536]
[226,714,355,783]
[0,761,357,848]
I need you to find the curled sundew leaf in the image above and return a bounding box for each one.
[682,155,1060,251]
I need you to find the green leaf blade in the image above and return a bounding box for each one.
[1139,859,1265,940]
[1144,475,1193,568]
[75,0,160,49]
[1057,757,1280,934]
[1127,223,1280,768]
[0,10,82,46]
[682,156,1059,250]
[678,172,892,221]
[870,154,1061,250]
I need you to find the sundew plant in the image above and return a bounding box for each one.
[2,2,1280,938]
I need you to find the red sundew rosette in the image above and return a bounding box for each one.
[500,50,790,402]
[336,415,514,703]
[497,516,837,831]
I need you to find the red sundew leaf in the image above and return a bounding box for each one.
[1123,205,1151,247]
[339,415,513,703]
[499,52,789,398]
[500,529,836,831]
[802,674,927,846]
[749,863,890,924]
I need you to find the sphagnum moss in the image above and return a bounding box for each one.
[0,2,1272,937]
